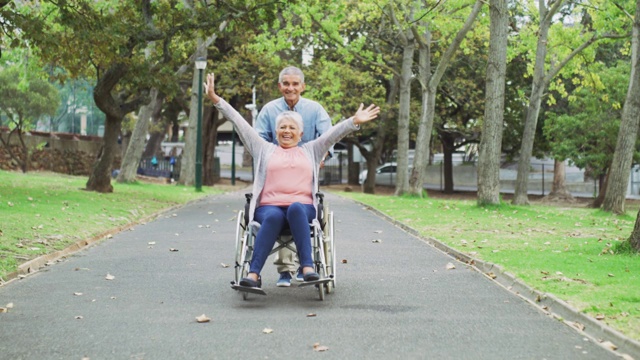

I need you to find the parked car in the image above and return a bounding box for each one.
[359,162,401,186]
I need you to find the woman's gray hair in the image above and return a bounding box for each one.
[275,111,304,131]
[278,66,305,84]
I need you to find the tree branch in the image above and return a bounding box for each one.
[545,31,631,85]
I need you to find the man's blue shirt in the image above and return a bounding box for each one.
[255,97,332,146]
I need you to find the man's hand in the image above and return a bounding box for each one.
[353,103,381,125]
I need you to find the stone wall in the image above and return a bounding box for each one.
[0,131,121,175]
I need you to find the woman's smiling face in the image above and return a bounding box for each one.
[276,118,303,148]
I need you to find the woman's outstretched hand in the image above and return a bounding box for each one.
[353,103,381,125]
[204,73,220,104]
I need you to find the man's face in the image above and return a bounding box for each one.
[278,74,306,105]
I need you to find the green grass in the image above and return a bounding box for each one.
[338,191,640,342]
[0,170,225,280]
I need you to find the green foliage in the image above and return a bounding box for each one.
[544,61,632,176]
[0,60,59,131]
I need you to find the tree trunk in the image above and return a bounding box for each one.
[408,0,483,197]
[118,88,159,183]
[394,39,415,196]
[87,63,130,193]
[627,207,640,251]
[440,132,458,193]
[86,113,121,193]
[203,106,219,186]
[408,29,432,198]
[179,39,207,186]
[592,171,609,208]
[142,93,167,159]
[512,2,553,205]
[362,75,399,194]
[348,144,359,185]
[603,0,640,214]
[17,128,29,173]
[543,160,575,202]
[477,0,508,206]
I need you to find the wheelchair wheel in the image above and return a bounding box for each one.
[324,211,336,293]
[234,211,254,300]
[234,210,245,284]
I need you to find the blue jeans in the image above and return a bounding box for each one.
[250,203,316,276]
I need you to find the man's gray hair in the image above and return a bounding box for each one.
[278,66,305,84]
[275,111,304,131]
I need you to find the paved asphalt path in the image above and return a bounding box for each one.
[0,191,619,360]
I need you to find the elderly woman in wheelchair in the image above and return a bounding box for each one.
[204,72,380,293]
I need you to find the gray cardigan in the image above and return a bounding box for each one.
[214,98,359,223]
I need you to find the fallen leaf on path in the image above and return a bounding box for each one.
[313,343,329,352]
[570,322,585,331]
[446,263,456,270]
[486,272,496,279]
[74,292,83,296]
[373,230,382,234]
[371,239,382,243]
[148,241,156,245]
[341,259,348,264]
[75,316,83,320]
[0,308,7,313]
[307,313,317,317]
[262,328,273,334]
[196,314,210,323]
[600,341,617,351]
[105,274,115,280]
[220,263,229,268]
[595,314,605,320]
[169,248,179,252]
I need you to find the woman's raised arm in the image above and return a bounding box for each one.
[204,73,221,104]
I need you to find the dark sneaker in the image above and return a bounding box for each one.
[295,268,304,282]
[240,276,261,288]
[303,271,320,282]
[276,272,292,287]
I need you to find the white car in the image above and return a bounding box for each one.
[359,162,400,186]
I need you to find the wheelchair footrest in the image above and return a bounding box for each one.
[231,283,267,296]
[297,278,333,288]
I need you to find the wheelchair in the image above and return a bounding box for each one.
[231,193,336,301]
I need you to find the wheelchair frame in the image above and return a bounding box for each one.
[231,193,336,301]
